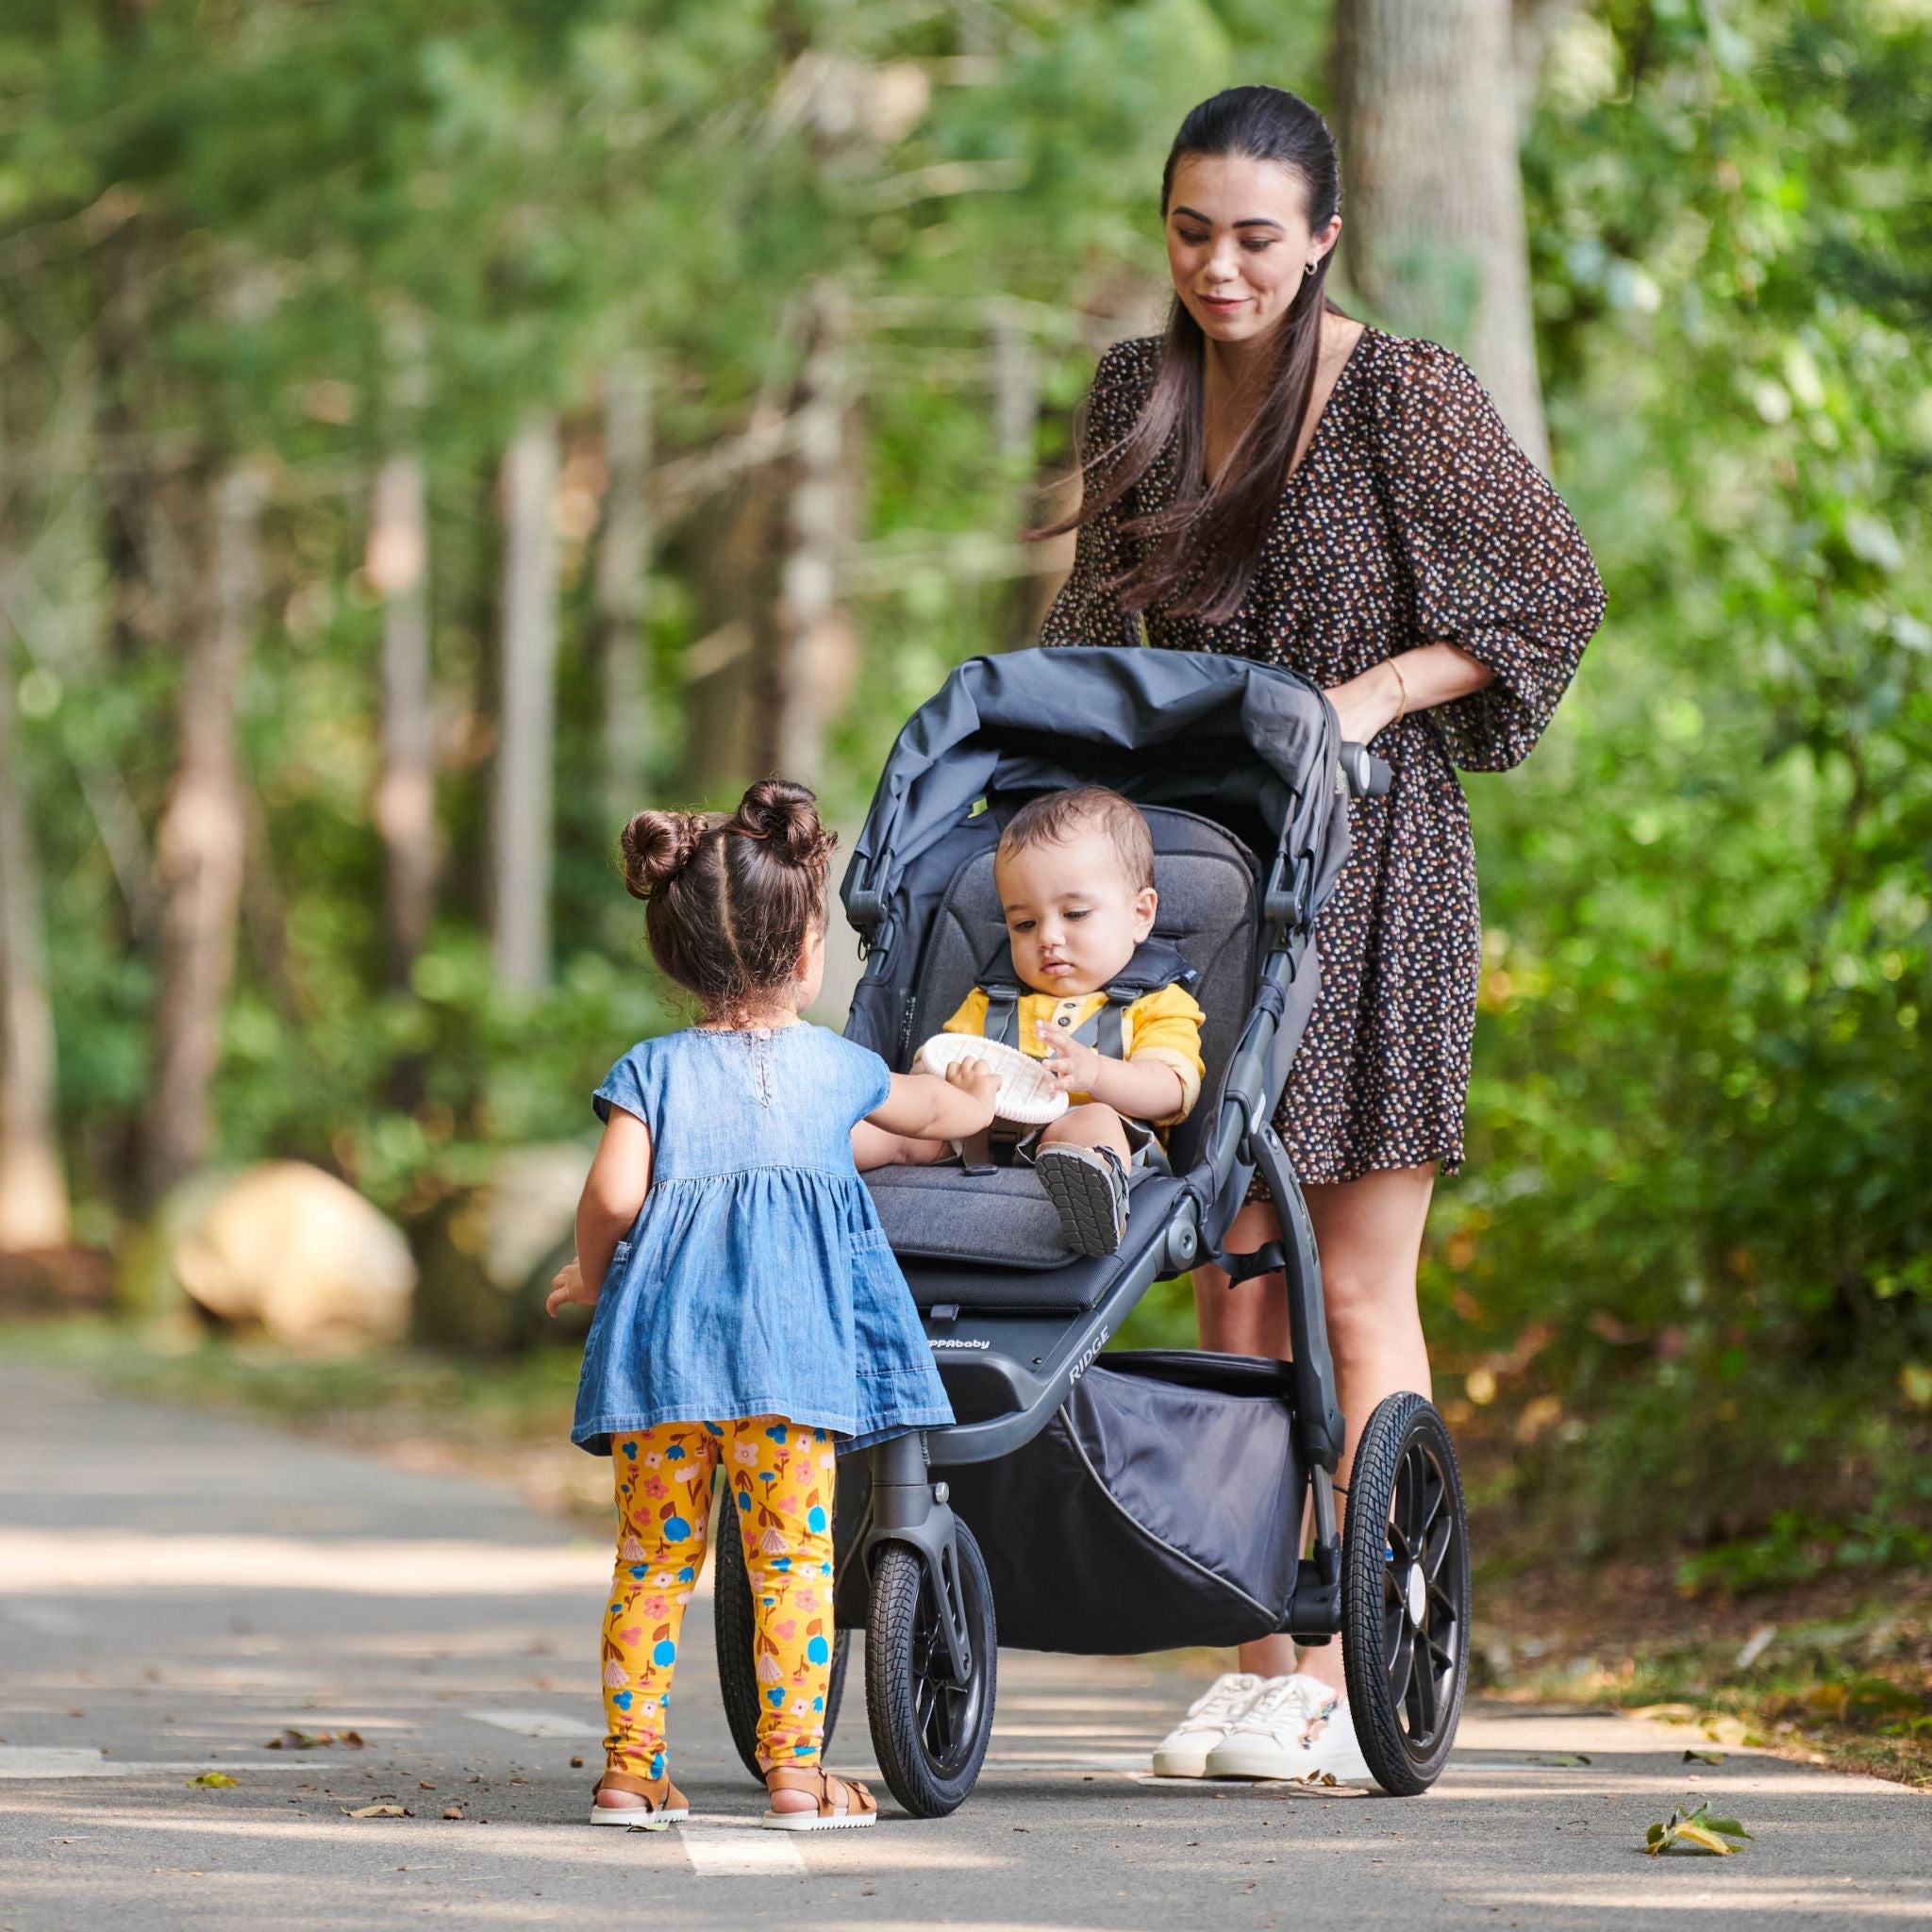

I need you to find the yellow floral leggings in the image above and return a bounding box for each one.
[602,1416,837,1782]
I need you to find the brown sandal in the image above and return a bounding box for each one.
[760,1765,879,1832]
[588,1768,690,1829]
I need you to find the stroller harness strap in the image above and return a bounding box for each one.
[976,939,1198,1065]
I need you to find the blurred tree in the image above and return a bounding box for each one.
[1336,0,1551,462]
[0,591,71,1250]
[490,411,561,994]
[141,460,267,1207]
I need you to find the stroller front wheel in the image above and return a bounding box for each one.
[864,1518,996,1817]
[1341,1391,1471,1795]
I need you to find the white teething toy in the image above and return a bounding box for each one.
[915,1033,1070,1126]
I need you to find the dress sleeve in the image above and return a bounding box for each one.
[847,1041,892,1124]
[1374,341,1606,772]
[593,1046,650,1126]
[1039,341,1147,651]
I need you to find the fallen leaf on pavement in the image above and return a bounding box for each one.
[188,1773,238,1789]
[266,1730,334,1751]
[345,1804,411,1819]
[1531,1753,1591,1766]
[1644,1801,1752,1857]
[442,1807,464,1820]
[1683,1749,1726,1765]
[341,1731,366,1748]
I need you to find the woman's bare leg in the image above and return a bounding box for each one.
[1192,1164,1436,1687]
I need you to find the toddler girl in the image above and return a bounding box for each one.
[548,778,998,1831]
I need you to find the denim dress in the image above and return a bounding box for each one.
[571,1023,955,1457]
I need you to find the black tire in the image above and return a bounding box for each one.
[1341,1391,1471,1795]
[864,1518,996,1818]
[713,1490,850,1790]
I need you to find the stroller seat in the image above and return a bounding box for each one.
[861,807,1262,1293]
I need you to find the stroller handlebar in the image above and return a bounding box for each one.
[1338,741,1393,798]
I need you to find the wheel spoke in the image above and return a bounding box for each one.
[1418,1463,1445,1542]
[1387,1622,1415,1708]
[1386,1519,1411,1570]
[1408,1636,1439,1740]
[1384,1595,1406,1661]
[1424,1513,1457,1583]
[1394,1445,1423,1544]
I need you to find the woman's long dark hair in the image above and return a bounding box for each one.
[1032,86,1344,625]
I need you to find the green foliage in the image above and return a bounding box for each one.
[1422,0,1932,1574]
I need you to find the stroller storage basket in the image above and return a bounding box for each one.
[932,1351,1305,1655]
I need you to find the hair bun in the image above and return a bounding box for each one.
[620,809,708,900]
[734,779,837,870]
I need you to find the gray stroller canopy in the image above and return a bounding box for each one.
[842,646,1351,939]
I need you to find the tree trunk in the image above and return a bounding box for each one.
[368,451,437,986]
[773,283,855,788]
[490,412,559,994]
[1335,0,1551,469]
[596,358,653,830]
[0,594,70,1251]
[139,461,266,1208]
[988,298,1040,483]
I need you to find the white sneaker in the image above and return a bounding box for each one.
[1148,1672,1266,1778]
[1204,1673,1373,1784]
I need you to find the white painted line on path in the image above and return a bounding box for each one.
[0,1747,306,1780]
[463,1707,604,1740]
[675,1817,809,1875]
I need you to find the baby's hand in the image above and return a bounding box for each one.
[546,1257,597,1318]
[945,1057,1001,1120]
[1035,1020,1103,1094]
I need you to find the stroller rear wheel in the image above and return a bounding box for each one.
[712,1499,851,1789]
[865,1519,996,1818]
[1341,1392,1470,1794]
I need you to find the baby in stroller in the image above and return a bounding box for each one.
[853,786,1205,1257]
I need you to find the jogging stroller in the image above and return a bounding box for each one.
[712,645,1471,1816]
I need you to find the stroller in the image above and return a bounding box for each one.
[712,645,1471,1815]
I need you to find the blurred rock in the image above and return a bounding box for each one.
[169,1162,415,1351]
[480,1142,591,1291]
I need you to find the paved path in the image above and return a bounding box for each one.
[0,1364,1924,1930]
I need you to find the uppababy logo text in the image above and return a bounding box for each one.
[929,1338,991,1351]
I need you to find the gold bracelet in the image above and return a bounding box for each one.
[1389,655,1409,724]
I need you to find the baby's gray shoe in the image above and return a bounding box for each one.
[1035,1143,1129,1257]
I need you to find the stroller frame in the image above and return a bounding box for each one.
[709,648,1470,1813]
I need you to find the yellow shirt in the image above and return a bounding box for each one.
[941,980,1206,1127]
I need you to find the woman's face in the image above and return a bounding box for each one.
[1164,152,1341,349]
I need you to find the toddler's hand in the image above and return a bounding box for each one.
[546,1257,597,1318]
[1035,1020,1103,1094]
[946,1057,1001,1121]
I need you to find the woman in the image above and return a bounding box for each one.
[1036,85,1605,1779]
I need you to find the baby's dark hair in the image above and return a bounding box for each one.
[619,779,838,1019]
[997,786,1156,892]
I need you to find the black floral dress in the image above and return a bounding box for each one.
[1041,329,1606,1184]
